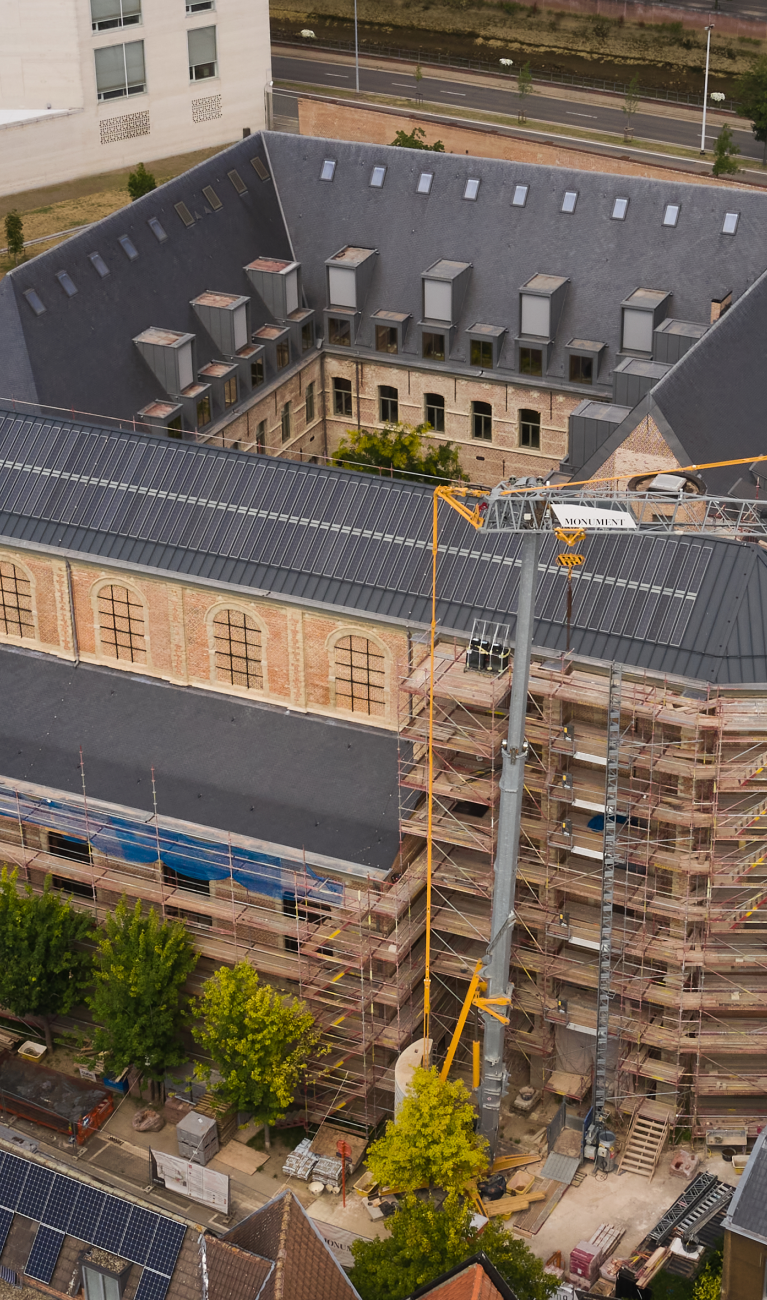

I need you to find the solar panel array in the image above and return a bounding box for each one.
[0,1151,186,1298]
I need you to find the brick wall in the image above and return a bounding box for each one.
[0,544,410,730]
[593,411,679,485]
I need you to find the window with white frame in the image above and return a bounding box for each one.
[94,41,146,99]
[188,25,217,80]
[91,0,140,31]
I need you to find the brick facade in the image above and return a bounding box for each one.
[594,412,680,485]
[0,546,408,730]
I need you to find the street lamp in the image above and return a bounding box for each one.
[701,24,714,155]
[354,0,360,93]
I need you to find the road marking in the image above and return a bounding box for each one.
[442,90,466,96]
[326,72,348,78]
[567,111,597,118]
[392,82,414,87]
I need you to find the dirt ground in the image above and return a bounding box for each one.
[0,143,231,279]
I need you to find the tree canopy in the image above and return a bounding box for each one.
[331,423,468,485]
[736,57,767,164]
[192,961,323,1125]
[366,1067,488,1193]
[0,868,94,1049]
[712,122,740,176]
[88,898,197,1080]
[390,126,445,151]
[4,211,24,264]
[127,162,157,200]
[349,1192,557,1300]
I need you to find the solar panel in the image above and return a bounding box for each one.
[144,1218,186,1276]
[122,1205,160,1265]
[92,1197,132,1255]
[43,1175,80,1233]
[0,1154,29,1210]
[67,1185,105,1242]
[25,1226,64,1284]
[133,1270,171,1300]
[17,1164,54,1222]
[0,1208,13,1255]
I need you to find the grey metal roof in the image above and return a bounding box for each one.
[0,407,767,684]
[2,132,767,423]
[0,643,400,871]
[723,1127,767,1244]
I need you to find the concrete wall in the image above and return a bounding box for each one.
[0,544,410,728]
[0,0,271,196]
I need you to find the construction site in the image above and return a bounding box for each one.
[1,619,767,1155]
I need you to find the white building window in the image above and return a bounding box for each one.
[91,0,141,31]
[188,26,217,80]
[94,41,146,100]
[186,0,214,10]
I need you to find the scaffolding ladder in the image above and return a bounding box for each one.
[594,663,622,1119]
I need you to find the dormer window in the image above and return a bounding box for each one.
[326,246,376,312]
[422,260,471,325]
[134,326,195,395]
[245,257,301,322]
[621,287,671,355]
[519,274,569,340]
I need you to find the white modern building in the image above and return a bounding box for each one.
[0,0,272,196]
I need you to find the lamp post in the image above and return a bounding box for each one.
[354,0,360,93]
[700,24,714,155]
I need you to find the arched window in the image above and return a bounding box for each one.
[213,609,263,689]
[335,635,385,716]
[0,562,34,638]
[98,585,146,663]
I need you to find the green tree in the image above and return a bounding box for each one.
[736,56,767,165]
[4,210,24,264]
[693,1247,723,1300]
[0,868,94,1051]
[712,122,740,175]
[349,1192,557,1300]
[127,162,157,200]
[88,898,197,1092]
[391,126,445,151]
[331,423,468,485]
[517,62,534,123]
[192,961,324,1141]
[366,1067,488,1193]
[623,74,640,141]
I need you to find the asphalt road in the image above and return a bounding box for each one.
[274,52,762,161]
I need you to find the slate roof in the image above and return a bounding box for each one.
[221,1190,360,1300]
[1,407,767,683]
[723,1126,767,1244]
[572,265,767,493]
[1,132,766,422]
[0,645,400,871]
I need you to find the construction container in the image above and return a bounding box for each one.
[176,1110,219,1166]
[0,1049,113,1145]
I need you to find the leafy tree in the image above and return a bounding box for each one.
[712,122,740,175]
[0,868,94,1050]
[331,423,468,485]
[349,1192,557,1300]
[366,1067,488,1193]
[127,162,157,200]
[192,961,323,1140]
[736,56,767,165]
[88,898,197,1090]
[517,62,534,123]
[693,1247,723,1300]
[4,210,24,264]
[391,126,445,152]
[623,75,640,141]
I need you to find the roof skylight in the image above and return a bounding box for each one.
[174,201,195,227]
[722,211,739,235]
[88,252,110,278]
[511,184,529,207]
[202,184,223,210]
[251,157,270,181]
[23,288,46,316]
[56,270,78,297]
[663,203,680,227]
[147,217,167,242]
[417,172,434,195]
[464,177,480,201]
[228,169,247,194]
[611,197,629,220]
[561,190,578,213]
[320,159,336,181]
[118,234,138,260]
[370,165,387,188]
